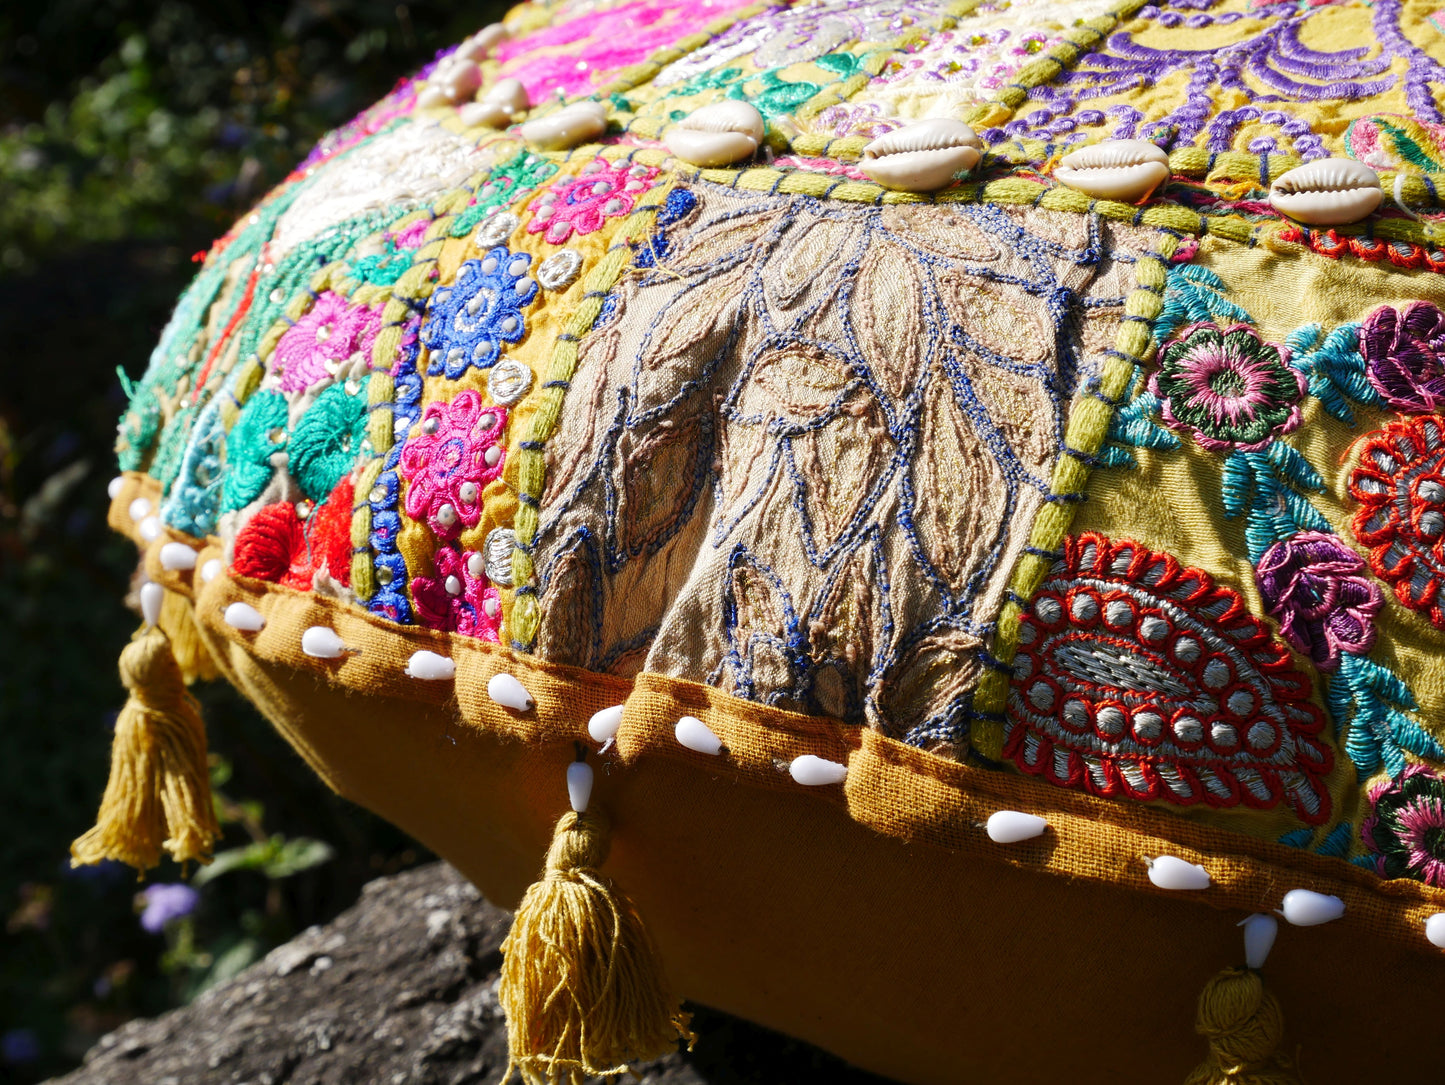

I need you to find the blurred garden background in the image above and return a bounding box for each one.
[0,3,505,1080]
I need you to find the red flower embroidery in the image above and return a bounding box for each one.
[1005,533,1333,825]
[1349,414,1445,628]
[232,476,354,590]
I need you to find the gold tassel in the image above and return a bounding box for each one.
[1185,967,1303,1085]
[71,627,220,872]
[158,586,219,684]
[499,810,693,1085]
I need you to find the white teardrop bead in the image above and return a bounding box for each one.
[588,704,624,743]
[789,754,847,786]
[488,672,534,711]
[1147,855,1211,891]
[108,476,124,499]
[223,602,265,632]
[567,761,594,814]
[138,516,162,542]
[1425,913,1445,949]
[985,810,1047,844]
[139,581,164,628]
[201,559,222,583]
[128,497,151,521]
[1279,888,1344,926]
[405,650,455,680]
[674,715,723,755]
[1239,913,1279,969]
[159,542,198,570]
[301,626,347,658]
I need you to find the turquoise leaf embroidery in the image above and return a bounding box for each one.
[1154,263,1253,342]
[1336,654,1444,780]
[1286,322,1380,424]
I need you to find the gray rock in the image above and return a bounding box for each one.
[52,862,897,1085]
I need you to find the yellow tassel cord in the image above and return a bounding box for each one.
[158,585,219,684]
[1184,967,1303,1085]
[70,627,220,872]
[499,810,694,1085]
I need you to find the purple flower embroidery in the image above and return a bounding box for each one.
[1362,765,1445,887]
[410,544,501,641]
[1256,531,1382,671]
[399,391,507,538]
[1361,301,1445,413]
[270,291,383,393]
[1148,322,1305,452]
[139,883,199,933]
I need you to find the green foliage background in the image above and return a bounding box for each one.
[0,3,505,1080]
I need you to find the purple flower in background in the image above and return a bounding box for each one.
[2,1028,40,1065]
[1362,301,1445,413]
[139,883,199,933]
[1256,531,1382,671]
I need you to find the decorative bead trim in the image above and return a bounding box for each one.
[109,469,1445,957]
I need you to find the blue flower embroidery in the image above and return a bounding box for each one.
[422,246,538,378]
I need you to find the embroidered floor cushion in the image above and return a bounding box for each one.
[84,0,1445,1082]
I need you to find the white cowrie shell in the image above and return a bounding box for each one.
[1425,913,1445,949]
[520,101,608,151]
[664,100,764,167]
[159,542,198,571]
[674,715,723,755]
[985,810,1047,844]
[1279,888,1345,926]
[200,558,222,583]
[789,754,847,786]
[1146,855,1211,891]
[405,650,455,680]
[483,77,529,114]
[1054,139,1170,203]
[488,672,534,711]
[223,601,265,632]
[108,476,125,499]
[859,118,982,192]
[459,100,514,128]
[128,497,152,522]
[139,581,164,628]
[301,626,348,659]
[588,704,624,743]
[1239,914,1278,970]
[454,23,508,62]
[1269,158,1382,225]
[567,761,593,814]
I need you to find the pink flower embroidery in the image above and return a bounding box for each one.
[1148,322,1304,452]
[526,158,658,245]
[410,544,501,640]
[271,291,383,393]
[399,390,507,538]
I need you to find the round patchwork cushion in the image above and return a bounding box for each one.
[84,1,1445,1082]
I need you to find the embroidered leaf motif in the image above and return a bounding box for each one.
[910,365,1007,596]
[1336,654,1442,780]
[721,545,801,705]
[1154,264,1253,343]
[1005,534,1334,826]
[1102,374,1179,468]
[851,238,926,402]
[1286,322,1379,424]
[1219,449,1328,562]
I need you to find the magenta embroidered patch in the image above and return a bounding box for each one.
[1005,533,1334,825]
